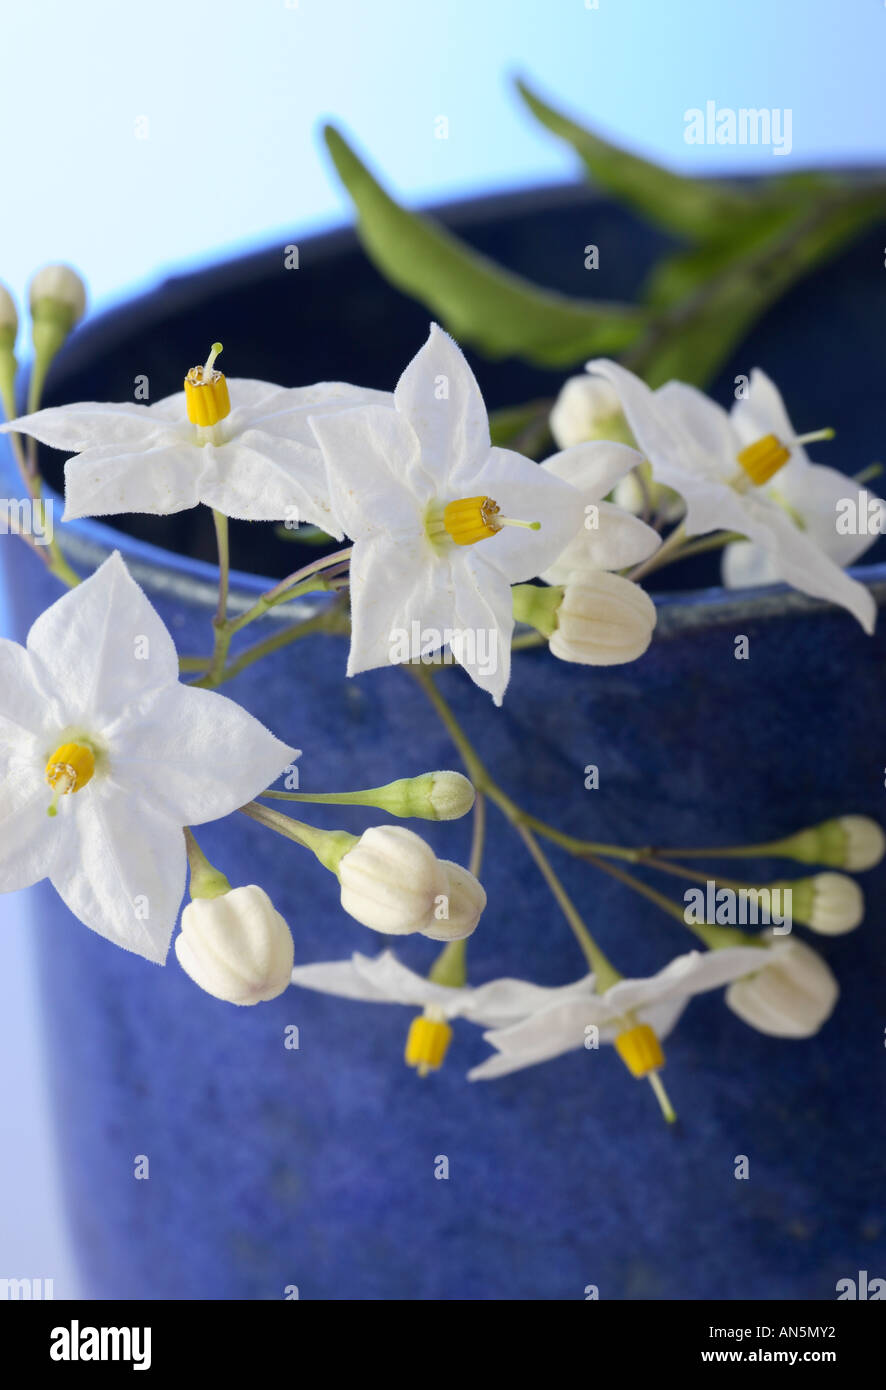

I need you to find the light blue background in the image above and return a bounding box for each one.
[0,0,883,1300]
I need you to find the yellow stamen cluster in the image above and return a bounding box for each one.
[443,496,503,547]
[613,1023,665,1078]
[736,433,791,487]
[405,1013,453,1076]
[45,741,95,816]
[184,341,230,427]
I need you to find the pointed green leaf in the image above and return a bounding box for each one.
[323,125,644,367]
[516,77,755,241]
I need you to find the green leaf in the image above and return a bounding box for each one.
[515,77,755,241]
[323,124,644,367]
[624,184,886,387]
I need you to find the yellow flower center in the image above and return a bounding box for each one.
[45,741,96,817]
[736,433,791,487]
[613,1023,665,1078]
[427,495,541,549]
[184,341,231,427]
[405,1011,453,1076]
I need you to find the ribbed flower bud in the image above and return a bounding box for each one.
[29,264,87,329]
[548,572,656,666]
[770,816,885,871]
[785,872,864,935]
[421,860,487,941]
[174,885,295,1005]
[725,932,838,1038]
[338,825,448,935]
[550,376,634,449]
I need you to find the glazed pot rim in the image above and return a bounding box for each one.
[17,175,886,638]
[54,506,886,640]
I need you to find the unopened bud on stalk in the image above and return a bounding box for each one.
[338,825,484,940]
[778,872,864,935]
[725,932,838,1038]
[0,283,18,349]
[768,816,885,871]
[27,264,87,413]
[550,375,634,449]
[175,886,295,1005]
[513,575,656,666]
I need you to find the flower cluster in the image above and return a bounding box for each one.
[0,263,882,1124]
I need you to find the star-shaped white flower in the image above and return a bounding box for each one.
[0,552,295,962]
[539,439,661,585]
[1,343,391,532]
[588,359,877,632]
[467,945,772,1080]
[289,948,595,1026]
[723,368,886,592]
[308,324,582,703]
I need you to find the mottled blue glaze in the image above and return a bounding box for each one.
[3,512,885,1302]
[3,182,886,1300]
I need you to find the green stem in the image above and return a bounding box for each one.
[228,547,352,635]
[213,510,230,625]
[585,851,760,951]
[238,800,355,874]
[516,824,620,984]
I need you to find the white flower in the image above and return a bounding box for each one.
[725,932,838,1037]
[723,370,886,592]
[338,824,485,940]
[539,439,661,585]
[1,341,391,531]
[550,375,633,449]
[468,946,772,1080]
[0,552,295,962]
[309,324,582,704]
[289,948,595,1026]
[29,264,87,326]
[175,885,294,1004]
[549,572,656,666]
[589,359,877,632]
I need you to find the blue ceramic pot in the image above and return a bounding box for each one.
[3,185,885,1300]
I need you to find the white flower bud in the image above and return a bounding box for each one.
[29,263,87,325]
[725,931,838,1038]
[612,461,685,523]
[803,873,864,935]
[428,770,476,821]
[550,376,634,449]
[838,815,886,871]
[421,860,487,941]
[174,885,294,1005]
[339,825,447,935]
[0,283,17,335]
[549,571,656,666]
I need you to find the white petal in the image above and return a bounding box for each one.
[730,368,798,450]
[653,381,739,483]
[394,324,491,488]
[233,382,393,438]
[469,994,602,1079]
[721,539,782,589]
[0,638,49,745]
[199,438,343,534]
[780,466,884,569]
[541,501,661,585]
[463,446,583,582]
[345,534,455,677]
[542,440,643,501]
[603,946,773,1015]
[739,498,876,633]
[0,762,60,893]
[0,401,181,452]
[461,973,595,1028]
[352,950,472,1013]
[63,442,207,520]
[108,682,297,825]
[49,785,186,963]
[26,552,180,726]
[310,404,426,536]
[450,551,514,705]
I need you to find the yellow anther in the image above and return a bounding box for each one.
[736,433,791,487]
[613,1023,665,1078]
[405,1013,453,1076]
[184,341,231,427]
[45,741,96,817]
[441,495,541,547]
[443,496,502,546]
